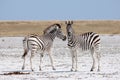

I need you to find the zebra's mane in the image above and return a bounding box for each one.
[43,23,61,34]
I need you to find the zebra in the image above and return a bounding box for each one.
[22,23,66,71]
[65,21,100,71]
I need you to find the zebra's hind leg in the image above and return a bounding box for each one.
[91,47,101,72]
[22,57,25,70]
[30,52,34,71]
[94,45,101,72]
[90,48,96,71]
[97,52,100,71]
[39,53,43,71]
[22,49,28,70]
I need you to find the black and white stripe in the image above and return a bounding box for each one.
[68,32,100,50]
[65,21,100,71]
[22,23,66,71]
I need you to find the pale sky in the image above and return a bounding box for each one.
[0,0,120,20]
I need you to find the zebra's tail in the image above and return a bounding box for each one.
[22,49,28,59]
[22,37,28,59]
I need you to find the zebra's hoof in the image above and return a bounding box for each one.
[97,69,100,72]
[22,67,24,70]
[31,69,34,72]
[39,68,42,71]
[90,69,93,71]
[75,69,77,72]
[53,67,56,70]
[71,68,74,71]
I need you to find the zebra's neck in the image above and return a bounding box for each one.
[68,34,76,47]
[44,33,56,41]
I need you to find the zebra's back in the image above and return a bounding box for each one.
[26,35,52,52]
[77,32,100,51]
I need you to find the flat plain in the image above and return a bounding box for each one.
[0,35,120,80]
[0,21,120,80]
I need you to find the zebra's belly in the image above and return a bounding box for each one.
[69,45,91,51]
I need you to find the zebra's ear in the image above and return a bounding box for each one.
[55,24,61,29]
[71,21,73,24]
[65,21,70,24]
[65,21,68,24]
[65,21,73,25]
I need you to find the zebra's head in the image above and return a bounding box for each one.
[65,21,75,37]
[44,23,66,41]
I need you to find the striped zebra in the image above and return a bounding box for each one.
[22,23,66,71]
[65,21,100,71]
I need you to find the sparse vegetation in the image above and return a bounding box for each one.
[0,20,120,36]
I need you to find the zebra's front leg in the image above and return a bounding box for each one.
[71,54,75,71]
[49,54,56,70]
[70,49,75,71]
[75,50,78,71]
[48,50,55,70]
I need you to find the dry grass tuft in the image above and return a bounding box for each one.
[0,20,120,36]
